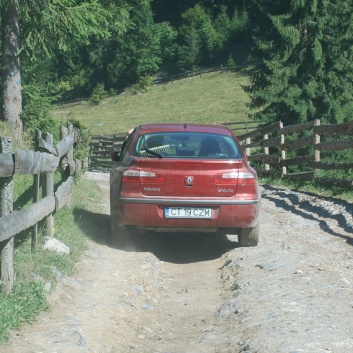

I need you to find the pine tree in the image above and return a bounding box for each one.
[1,0,129,139]
[245,0,353,125]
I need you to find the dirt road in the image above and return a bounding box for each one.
[1,172,353,353]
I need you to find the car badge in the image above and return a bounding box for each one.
[185,176,194,186]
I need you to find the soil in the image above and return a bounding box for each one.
[1,171,353,353]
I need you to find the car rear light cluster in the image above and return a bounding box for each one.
[214,170,257,185]
[122,170,164,183]
[214,172,237,185]
[238,171,257,185]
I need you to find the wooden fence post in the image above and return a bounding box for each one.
[42,132,54,237]
[32,129,41,251]
[0,137,14,293]
[314,119,321,164]
[263,133,270,172]
[245,122,251,156]
[279,121,286,176]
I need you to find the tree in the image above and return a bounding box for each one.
[1,0,129,139]
[2,0,22,139]
[178,4,219,68]
[245,0,353,125]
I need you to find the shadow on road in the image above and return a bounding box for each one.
[73,208,238,264]
[262,185,353,246]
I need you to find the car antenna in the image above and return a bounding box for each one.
[184,123,187,129]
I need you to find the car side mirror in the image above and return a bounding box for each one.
[111,151,120,162]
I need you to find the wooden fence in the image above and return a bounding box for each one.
[88,122,261,166]
[237,119,353,188]
[89,133,126,167]
[88,118,353,188]
[153,63,250,85]
[0,123,88,293]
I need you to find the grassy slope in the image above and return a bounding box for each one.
[53,71,252,136]
[53,69,353,201]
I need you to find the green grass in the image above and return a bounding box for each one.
[53,71,252,136]
[0,174,102,345]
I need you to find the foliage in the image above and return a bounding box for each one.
[245,0,353,125]
[19,0,130,58]
[21,59,62,142]
[70,119,91,162]
[178,4,220,68]
[89,83,107,105]
[109,0,164,89]
[0,175,102,344]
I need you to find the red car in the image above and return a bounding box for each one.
[110,123,261,248]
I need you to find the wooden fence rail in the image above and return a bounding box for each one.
[89,133,126,167]
[0,123,87,293]
[238,119,353,188]
[88,122,261,166]
[88,118,353,188]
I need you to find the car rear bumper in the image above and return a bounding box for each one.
[112,197,261,229]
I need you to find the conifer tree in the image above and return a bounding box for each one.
[245,0,353,125]
[1,0,129,139]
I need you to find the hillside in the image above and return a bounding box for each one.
[52,70,252,136]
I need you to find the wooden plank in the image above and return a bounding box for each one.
[91,133,127,141]
[314,120,353,136]
[0,153,14,177]
[237,127,262,141]
[55,177,74,210]
[32,129,41,252]
[312,161,353,170]
[0,137,14,293]
[315,140,353,152]
[43,133,54,237]
[279,121,316,135]
[261,154,281,165]
[89,156,113,161]
[241,140,262,148]
[261,121,282,135]
[281,136,313,151]
[90,150,114,156]
[247,154,262,162]
[261,136,281,148]
[0,195,56,242]
[38,137,57,155]
[280,155,314,167]
[14,150,59,174]
[56,134,74,159]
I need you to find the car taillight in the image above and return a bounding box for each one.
[122,170,164,183]
[214,172,238,185]
[122,170,140,182]
[140,171,164,183]
[238,171,256,185]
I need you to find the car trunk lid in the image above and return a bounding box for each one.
[136,159,241,197]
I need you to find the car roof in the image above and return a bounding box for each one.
[136,123,233,135]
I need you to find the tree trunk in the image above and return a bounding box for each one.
[1,1,23,140]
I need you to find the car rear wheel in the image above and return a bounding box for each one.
[238,224,260,247]
[110,218,130,249]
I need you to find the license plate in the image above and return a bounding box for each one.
[165,207,212,219]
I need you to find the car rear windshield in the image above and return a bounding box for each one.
[132,132,243,159]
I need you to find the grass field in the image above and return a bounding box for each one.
[52,70,252,136]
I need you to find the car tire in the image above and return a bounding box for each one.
[110,218,130,249]
[238,224,260,247]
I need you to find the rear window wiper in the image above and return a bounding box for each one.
[142,147,163,159]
